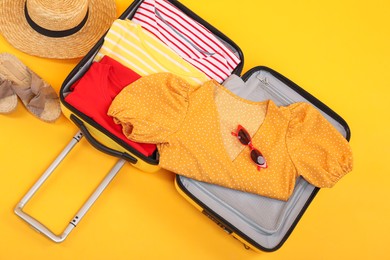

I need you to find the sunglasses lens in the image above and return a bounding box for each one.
[251,149,265,165]
[237,129,251,145]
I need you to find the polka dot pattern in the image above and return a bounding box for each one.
[108,73,353,201]
[214,85,267,160]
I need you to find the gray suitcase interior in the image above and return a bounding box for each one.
[57,0,350,250]
[175,67,350,251]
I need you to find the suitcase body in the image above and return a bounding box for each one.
[15,0,350,251]
[175,66,350,251]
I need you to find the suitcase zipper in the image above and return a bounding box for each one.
[242,66,351,141]
[256,73,295,105]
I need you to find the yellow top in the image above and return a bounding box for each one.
[95,19,210,86]
[108,73,353,201]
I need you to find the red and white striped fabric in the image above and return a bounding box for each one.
[132,0,241,83]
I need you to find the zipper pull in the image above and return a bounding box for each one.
[257,74,269,86]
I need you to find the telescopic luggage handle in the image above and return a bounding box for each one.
[14,131,126,242]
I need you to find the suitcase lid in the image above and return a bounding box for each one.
[59,0,244,165]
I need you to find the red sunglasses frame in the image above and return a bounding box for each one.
[231,125,268,171]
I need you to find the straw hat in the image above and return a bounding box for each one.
[0,0,117,59]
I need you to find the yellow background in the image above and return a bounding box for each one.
[1,0,389,259]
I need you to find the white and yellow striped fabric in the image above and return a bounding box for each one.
[95,19,210,86]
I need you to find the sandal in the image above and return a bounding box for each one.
[0,77,18,114]
[0,53,61,122]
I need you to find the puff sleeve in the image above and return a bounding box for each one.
[286,103,353,188]
[108,73,191,144]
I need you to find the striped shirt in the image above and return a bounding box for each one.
[95,19,210,86]
[132,0,241,83]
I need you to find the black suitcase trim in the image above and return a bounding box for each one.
[58,0,351,251]
[241,66,351,141]
[175,65,351,251]
[59,0,244,165]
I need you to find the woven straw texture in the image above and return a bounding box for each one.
[0,0,117,59]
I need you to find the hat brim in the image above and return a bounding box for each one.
[0,0,117,59]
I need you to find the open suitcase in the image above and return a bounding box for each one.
[15,0,351,252]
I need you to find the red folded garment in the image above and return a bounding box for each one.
[65,55,156,156]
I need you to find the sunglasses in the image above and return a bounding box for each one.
[231,125,267,171]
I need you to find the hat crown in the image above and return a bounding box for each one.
[26,0,89,31]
